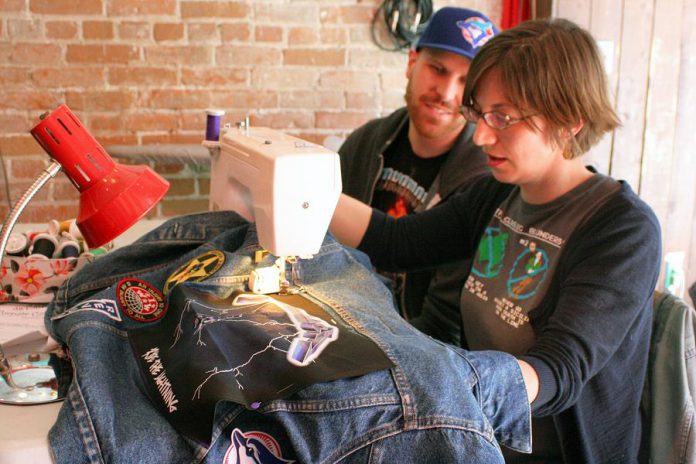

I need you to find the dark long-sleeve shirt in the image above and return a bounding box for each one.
[359,173,662,463]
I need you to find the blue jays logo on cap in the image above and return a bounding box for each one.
[223,428,293,464]
[457,17,496,49]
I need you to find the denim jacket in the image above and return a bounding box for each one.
[45,212,531,463]
[642,292,696,464]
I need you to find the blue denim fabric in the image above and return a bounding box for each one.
[45,211,531,464]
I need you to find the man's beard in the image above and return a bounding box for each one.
[404,83,464,140]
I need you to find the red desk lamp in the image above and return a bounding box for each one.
[0,104,169,404]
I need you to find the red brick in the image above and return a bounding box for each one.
[45,21,78,39]
[89,114,123,132]
[64,91,136,111]
[154,23,183,42]
[320,5,374,24]
[10,43,62,65]
[220,23,251,42]
[255,26,282,42]
[283,49,345,66]
[188,23,218,41]
[166,178,196,196]
[319,70,376,92]
[346,92,379,110]
[142,134,202,144]
[0,91,61,111]
[107,0,176,16]
[151,162,186,175]
[182,67,247,87]
[177,111,207,132]
[30,0,102,15]
[0,113,32,133]
[216,90,278,109]
[96,135,137,146]
[279,90,319,109]
[181,1,248,18]
[109,67,177,86]
[348,48,406,68]
[198,179,210,197]
[320,27,348,45]
[7,19,41,40]
[17,203,80,223]
[250,112,313,129]
[51,176,81,200]
[255,4,317,23]
[66,44,139,64]
[380,70,407,91]
[0,67,30,86]
[0,0,25,12]
[1,135,44,156]
[125,112,177,132]
[145,45,211,65]
[318,91,344,109]
[315,111,376,129]
[160,198,209,217]
[31,67,107,88]
[251,67,319,89]
[382,92,406,109]
[217,46,281,66]
[350,27,374,45]
[83,21,114,40]
[288,27,317,45]
[118,22,151,40]
[9,181,52,203]
[10,158,48,179]
[144,89,210,110]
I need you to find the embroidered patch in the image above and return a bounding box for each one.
[163,250,225,295]
[51,299,121,322]
[117,278,166,322]
[223,428,293,464]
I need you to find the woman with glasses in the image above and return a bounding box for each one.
[330,18,661,463]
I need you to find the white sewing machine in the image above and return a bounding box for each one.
[207,123,342,258]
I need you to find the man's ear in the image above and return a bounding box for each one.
[406,48,419,80]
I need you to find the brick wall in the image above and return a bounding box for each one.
[0,0,501,223]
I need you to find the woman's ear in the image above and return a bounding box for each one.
[570,119,584,137]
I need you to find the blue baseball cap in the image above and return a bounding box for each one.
[416,7,499,60]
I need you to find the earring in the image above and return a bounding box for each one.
[562,145,573,160]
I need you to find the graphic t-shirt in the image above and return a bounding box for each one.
[371,126,449,217]
[461,174,621,355]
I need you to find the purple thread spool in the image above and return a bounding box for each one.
[205,109,226,141]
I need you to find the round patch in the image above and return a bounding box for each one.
[117,278,167,322]
[163,250,226,295]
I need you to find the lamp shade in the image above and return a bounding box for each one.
[30,104,169,248]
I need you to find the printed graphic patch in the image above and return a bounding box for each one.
[51,299,121,322]
[457,16,496,49]
[223,428,293,464]
[163,250,225,295]
[117,278,166,322]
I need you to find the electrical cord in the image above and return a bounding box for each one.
[371,0,433,52]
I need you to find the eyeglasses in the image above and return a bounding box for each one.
[459,105,535,130]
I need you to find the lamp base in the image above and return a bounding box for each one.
[0,353,64,405]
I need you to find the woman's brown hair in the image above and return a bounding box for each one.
[463,18,620,158]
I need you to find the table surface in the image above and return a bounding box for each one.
[0,219,166,463]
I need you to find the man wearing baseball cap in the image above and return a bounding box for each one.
[338,7,499,345]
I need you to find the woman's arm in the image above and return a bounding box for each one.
[329,194,373,249]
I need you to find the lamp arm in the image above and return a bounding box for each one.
[0,161,62,260]
[0,161,61,392]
